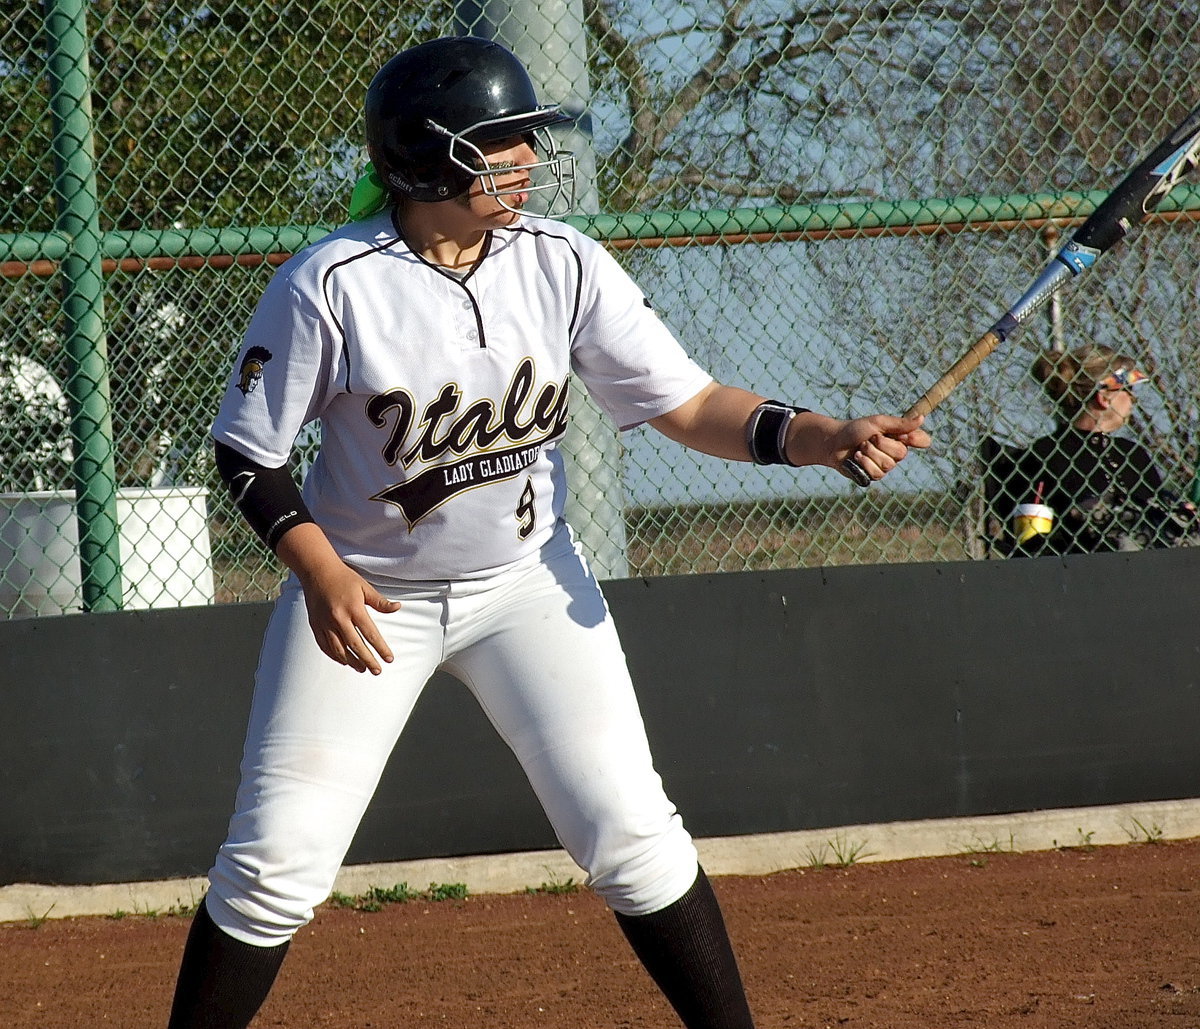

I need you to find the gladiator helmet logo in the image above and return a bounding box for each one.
[236,346,272,396]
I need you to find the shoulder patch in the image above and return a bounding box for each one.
[237,346,273,396]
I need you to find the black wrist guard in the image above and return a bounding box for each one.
[746,401,811,466]
[214,441,316,551]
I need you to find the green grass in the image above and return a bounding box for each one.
[103,894,201,921]
[525,869,581,895]
[328,882,468,912]
[1123,817,1165,844]
[957,832,1018,866]
[24,903,56,928]
[803,833,874,869]
[1060,828,1097,851]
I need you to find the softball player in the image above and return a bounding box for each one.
[166,36,929,1029]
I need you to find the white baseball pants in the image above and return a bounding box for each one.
[205,529,699,945]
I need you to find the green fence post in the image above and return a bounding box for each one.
[44,0,123,611]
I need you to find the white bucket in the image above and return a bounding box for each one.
[0,487,216,617]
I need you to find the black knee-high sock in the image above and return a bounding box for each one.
[614,866,755,1029]
[166,898,290,1029]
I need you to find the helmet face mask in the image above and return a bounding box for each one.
[365,37,577,217]
[434,115,577,217]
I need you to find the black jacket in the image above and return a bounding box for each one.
[1008,427,1196,556]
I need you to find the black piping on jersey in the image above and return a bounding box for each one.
[320,226,406,393]
[501,224,585,337]
[397,212,494,349]
[320,219,587,377]
[437,257,489,350]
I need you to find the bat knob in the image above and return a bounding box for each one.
[842,456,872,488]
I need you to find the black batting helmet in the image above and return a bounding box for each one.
[365,36,575,208]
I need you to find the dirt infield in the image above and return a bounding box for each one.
[3,836,1198,1029]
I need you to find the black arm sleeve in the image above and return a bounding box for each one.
[214,440,316,551]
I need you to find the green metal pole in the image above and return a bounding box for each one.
[44,0,123,611]
[4,185,1200,268]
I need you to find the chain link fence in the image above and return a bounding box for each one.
[2,0,1199,615]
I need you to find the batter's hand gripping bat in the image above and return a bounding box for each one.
[844,98,1200,487]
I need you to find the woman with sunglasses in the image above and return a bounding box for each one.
[1008,343,1198,555]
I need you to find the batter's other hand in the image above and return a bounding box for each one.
[832,414,930,483]
[277,524,401,675]
[304,566,401,675]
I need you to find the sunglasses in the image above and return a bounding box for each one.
[1097,366,1148,392]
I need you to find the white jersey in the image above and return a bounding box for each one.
[212,211,712,583]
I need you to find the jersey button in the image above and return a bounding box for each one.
[462,300,472,309]
[466,329,478,340]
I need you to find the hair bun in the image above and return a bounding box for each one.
[1031,350,1079,404]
